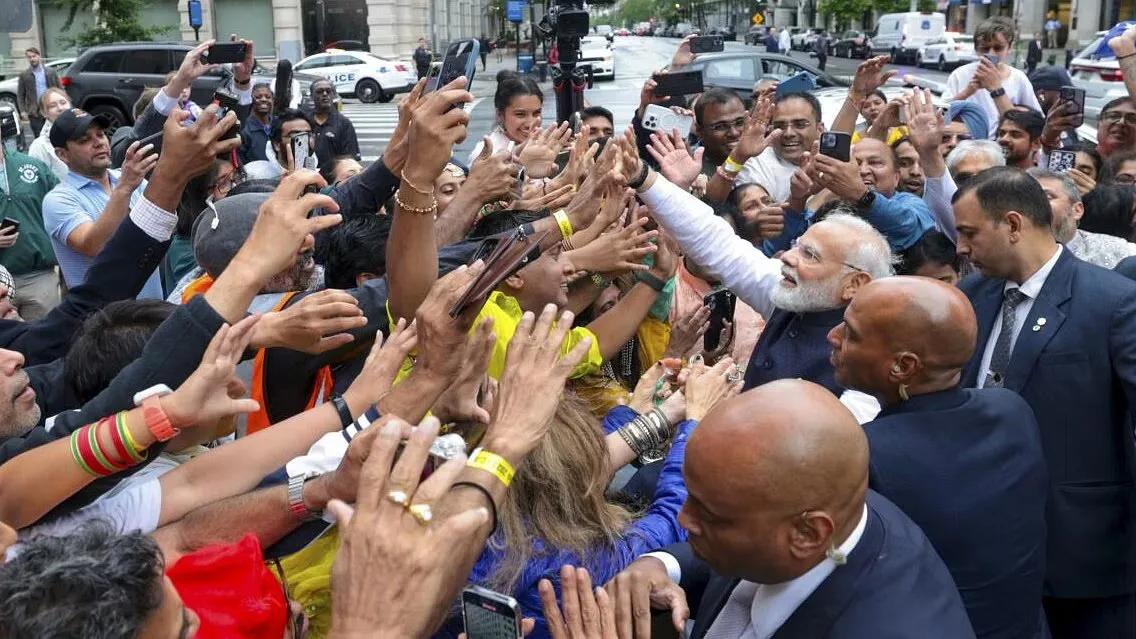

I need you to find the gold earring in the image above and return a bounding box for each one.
[898,384,910,401]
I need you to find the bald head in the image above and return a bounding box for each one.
[828,276,977,403]
[680,379,869,583]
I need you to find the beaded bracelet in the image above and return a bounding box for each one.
[393,189,438,216]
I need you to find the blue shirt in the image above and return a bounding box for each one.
[763,190,935,255]
[32,66,47,97]
[42,170,162,299]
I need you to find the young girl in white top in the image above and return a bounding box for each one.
[467,70,544,164]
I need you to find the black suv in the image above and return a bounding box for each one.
[61,41,318,132]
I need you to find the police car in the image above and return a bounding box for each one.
[294,49,415,103]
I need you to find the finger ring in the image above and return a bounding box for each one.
[818,171,826,179]
[726,372,742,383]
[386,490,410,508]
[409,503,433,525]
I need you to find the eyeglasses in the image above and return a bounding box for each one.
[790,238,866,273]
[770,119,814,132]
[1115,174,1136,185]
[272,558,307,639]
[1101,111,1136,126]
[707,117,746,134]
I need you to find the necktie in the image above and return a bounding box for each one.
[704,581,759,639]
[986,288,1027,388]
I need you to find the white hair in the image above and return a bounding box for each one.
[946,139,1006,175]
[817,212,897,279]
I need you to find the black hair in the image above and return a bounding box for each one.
[270,108,314,145]
[998,109,1045,141]
[952,166,1053,228]
[320,154,359,184]
[693,88,744,126]
[229,177,281,196]
[774,91,822,123]
[1069,141,1103,177]
[1081,185,1136,240]
[868,90,887,103]
[813,199,862,223]
[323,215,394,288]
[579,106,614,128]
[467,209,549,240]
[728,182,766,210]
[494,71,543,111]
[0,522,165,639]
[1101,96,1134,117]
[251,82,272,94]
[1104,149,1136,184]
[64,300,176,404]
[898,230,960,276]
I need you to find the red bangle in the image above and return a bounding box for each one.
[104,415,132,466]
[76,424,116,476]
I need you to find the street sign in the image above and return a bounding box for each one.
[187,0,203,28]
[752,12,764,25]
[507,0,526,23]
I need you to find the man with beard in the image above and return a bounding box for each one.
[240,83,275,164]
[304,79,360,162]
[995,109,1043,169]
[891,137,924,197]
[1095,97,1136,160]
[1030,168,1136,269]
[954,167,1136,637]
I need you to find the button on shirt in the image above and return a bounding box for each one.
[42,170,163,299]
[976,245,1062,388]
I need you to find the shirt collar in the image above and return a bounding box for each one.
[63,168,119,190]
[1006,244,1062,300]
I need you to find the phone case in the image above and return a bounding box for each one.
[1059,86,1085,127]
[431,39,480,93]
[462,585,522,639]
[642,104,694,139]
[776,72,817,97]
[204,43,247,64]
[653,70,704,96]
[449,228,552,318]
[1048,150,1077,172]
[703,290,736,351]
[819,132,851,163]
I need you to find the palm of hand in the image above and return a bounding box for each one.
[907,112,941,151]
[659,146,701,186]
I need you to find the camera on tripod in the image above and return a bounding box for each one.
[535,1,590,42]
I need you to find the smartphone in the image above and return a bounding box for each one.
[690,35,725,53]
[203,42,248,64]
[819,131,852,163]
[1048,149,1077,172]
[0,218,20,234]
[653,70,704,97]
[1059,85,1086,127]
[703,289,736,352]
[291,133,313,171]
[428,39,480,94]
[775,71,817,97]
[982,53,1000,65]
[642,104,694,139]
[462,585,522,639]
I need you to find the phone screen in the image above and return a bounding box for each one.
[462,587,521,639]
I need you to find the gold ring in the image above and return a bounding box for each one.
[386,490,410,508]
[408,503,433,525]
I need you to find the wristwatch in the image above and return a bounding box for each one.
[287,472,323,522]
[134,384,179,442]
[989,87,1007,98]
[856,189,877,209]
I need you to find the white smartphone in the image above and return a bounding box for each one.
[642,103,694,140]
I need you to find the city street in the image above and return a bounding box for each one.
[350,36,957,163]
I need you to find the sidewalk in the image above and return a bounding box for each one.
[468,48,553,100]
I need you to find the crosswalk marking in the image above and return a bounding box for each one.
[339,101,399,162]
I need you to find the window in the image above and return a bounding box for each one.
[703,58,756,84]
[84,51,125,73]
[327,55,359,67]
[295,56,329,71]
[121,50,171,75]
[763,59,807,80]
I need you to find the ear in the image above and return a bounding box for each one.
[788,510,835,561]
[1005,210,1025,239]
[1072,201,1085,224]
[888,351,921,384]
[840,270,872,303]
[502,273,524,292]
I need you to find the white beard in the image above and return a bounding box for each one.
[769,268,844,313]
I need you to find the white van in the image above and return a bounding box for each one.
[871,12,946,64]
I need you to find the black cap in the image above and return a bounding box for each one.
[49,108,111,148]
[1028,66,1073,92]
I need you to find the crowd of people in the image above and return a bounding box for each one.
[0,16,1134,639]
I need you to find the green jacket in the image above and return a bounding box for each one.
[0,151,58,275]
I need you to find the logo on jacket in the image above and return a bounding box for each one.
[17,163,39,184]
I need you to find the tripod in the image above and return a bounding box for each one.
[550,36,589,124]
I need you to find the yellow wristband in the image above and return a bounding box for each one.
[723,156,744,173]
[553,209,574,240]
[468,448,516,487]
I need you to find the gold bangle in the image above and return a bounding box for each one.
[468,448,516,487]
[553,209,574,240]
[393,189,438,216]
[399,171,435,195]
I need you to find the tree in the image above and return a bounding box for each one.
[615,0,662,25]
[817,0,875,25]
[54,0,174,49]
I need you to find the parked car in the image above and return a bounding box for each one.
[686,51,847,103]
[707,26,737,41]
[0,57,73,117]
[579,36,616,80]
[60,41,319,132]
[318,40,368,53]
[1070,31,1127,122]
[916,32,975,71]
[294,49,414,103]
[832,31,872,58]
[614,28,631,36]
[871,11,945,64]
[792,28,825,50]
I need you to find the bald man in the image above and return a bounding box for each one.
[608,379,975,639]
[828,277,1048,639]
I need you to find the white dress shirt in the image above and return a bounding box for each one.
[736,147,797,203]
[976,245,1062,389]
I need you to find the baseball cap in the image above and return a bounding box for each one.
[49,108,111,148]
[192,193,268,278]
[1028,66,1073,92]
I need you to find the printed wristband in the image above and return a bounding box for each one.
[467,448,516,487]
[553,209,574,240]
[723,155,744,173]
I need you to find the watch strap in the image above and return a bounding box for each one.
[331,395,353,428]
[287,473,321,522]
[989,87,1007,98]
[635,271,668,292]
[141,395,179,443]
[628,162,650,190]
[856,189,877,209]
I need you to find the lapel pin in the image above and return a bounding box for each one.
[1032,325,1041,332]
[1037,317,1047,326]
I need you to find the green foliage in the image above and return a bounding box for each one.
[54,0,174,49]
[615,0,662,25]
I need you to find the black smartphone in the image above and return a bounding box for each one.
[1059,85,1086,128]
[428,39,480,94]
[819,131,852,163]
[1048,149,1077,172]
[653,70,704,96]
[690,35,725,53]
[203,42,248,64]
[703,289,736,352]
[462,585,522,639]
[0,218,20,234]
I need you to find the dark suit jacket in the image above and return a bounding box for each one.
[960,248,1136,598]
[672,491,975,639]
[0,217,168,366]
[1027,41,1044,64]
[16,65,60,118]
[866,387,1048,638]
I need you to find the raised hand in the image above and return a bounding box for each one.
[637,74,669,118]
[382,78,428,174]
[567,216,659,274]
[411,261,489,379]
[671,34,698,68]
[518,122,573,178]
[606,556,690,636]
[749,204,786,240]
[403,77,475,187]
[156,105,241,180]
[905,88,944,155]
[812,152,867,202]
[0,227,18,249]
[542,566,619,639]
[1108,23,1136,57]
[664,304,711,360]
[251,289,366,354]
[850,55,896,102]
[559,126,600,187]
[648,129,704,190]
[229,35,256,84]
[431,318,497,425]
[342,317,419,413]
[973,56,1002,91]
[467,137,521,203]
[161,315,263,430]
[1068,168,1096,195]
[685,356,742,421]
[512,183,576,212]
[118,140,159,190]
[167,40,219,98]
[731,101,783,164]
